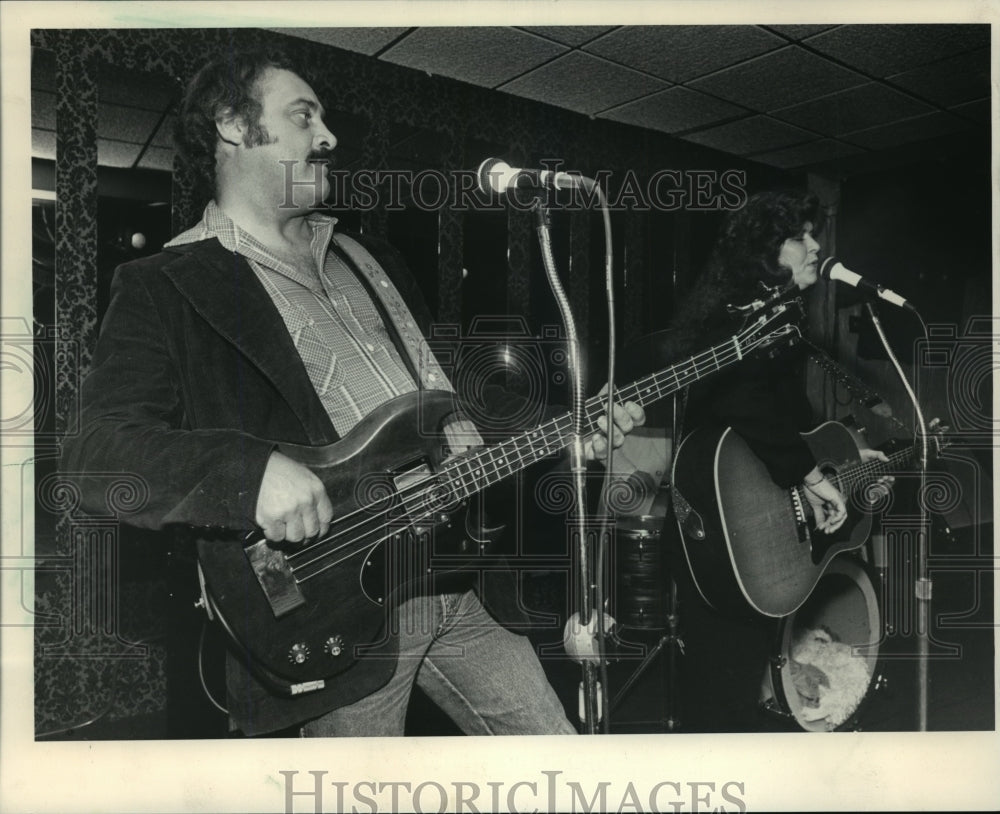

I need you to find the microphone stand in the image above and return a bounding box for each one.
[532,199,601,733]
[864,301,932,731]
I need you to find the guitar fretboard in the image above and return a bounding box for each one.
[437,334,753,504]
[831,445,913,495]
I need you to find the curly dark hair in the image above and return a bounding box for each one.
[668,189,822,352]
[173,48,301,198]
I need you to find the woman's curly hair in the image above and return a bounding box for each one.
[173,48,300,199]
[668,189,822,352]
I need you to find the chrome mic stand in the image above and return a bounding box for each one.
[532,200,603,733]
[864,301,933,730]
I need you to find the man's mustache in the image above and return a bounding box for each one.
[307,148,336,168]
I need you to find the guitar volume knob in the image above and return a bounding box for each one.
[288,642,310,664]
[324,635,345,657]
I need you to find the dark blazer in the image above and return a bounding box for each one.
[61,233,535,735]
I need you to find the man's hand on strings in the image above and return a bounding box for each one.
[255,451,335,544]
[585,385,646,461]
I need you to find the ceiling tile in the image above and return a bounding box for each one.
[97,65,178,111]
[767,25,840,40]
[518,26,616,46]
[32,90,56,130]
[601,86,744,134]
[500,52,669,116]
[772,83,935,136]
[264,27,409,56]
[97,139,140,168]
[888,48,990,107]
[136,146,175,172]
[751,138,864,169]
[681,115,814,155]
[583,25,784,83]
[98,104,164,145]
[152,115,176,149]
[689,47,868,111]
[806,24,990,77]
[950,98,992,124]
[379,28,567,88]
[32,129,56,160]
[841,112,972,151]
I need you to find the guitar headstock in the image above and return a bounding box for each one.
[736,298,806,359]
[928,417,952,456]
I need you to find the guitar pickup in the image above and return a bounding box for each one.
[245,539,307,618]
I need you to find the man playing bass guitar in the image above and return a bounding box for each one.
[61,48,645,738]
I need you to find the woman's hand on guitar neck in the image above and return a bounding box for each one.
[802,467,847,534]
[255,451,335,545]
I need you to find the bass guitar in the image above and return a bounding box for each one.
[671,420,934,618]
[197,300,803,695]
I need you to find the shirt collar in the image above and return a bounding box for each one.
[167,201,339,287]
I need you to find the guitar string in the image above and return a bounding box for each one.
[284,327,793,582]
[798,447,911,513]
[285,336,774,583]
[285,320,790,560]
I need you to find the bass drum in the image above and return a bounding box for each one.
[612,514,670,630]
[760,555,883,732]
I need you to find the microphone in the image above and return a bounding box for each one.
[819,257,917,313]
[476,157,587,194]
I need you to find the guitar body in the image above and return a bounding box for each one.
[192,301,807,692]
[673,421,874,618]
[196,390,503,695]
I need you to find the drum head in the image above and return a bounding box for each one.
[761,556,881,732]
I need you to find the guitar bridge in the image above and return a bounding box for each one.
[245,539,307,618]
[790,487,810,546]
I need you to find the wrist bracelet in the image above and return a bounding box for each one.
[804,473,825,487]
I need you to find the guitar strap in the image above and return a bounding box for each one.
[330,234,484,453]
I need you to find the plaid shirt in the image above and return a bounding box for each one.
[167,203,419,437]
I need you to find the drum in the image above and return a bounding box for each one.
[612,515,671,630]
[760,555,883,732]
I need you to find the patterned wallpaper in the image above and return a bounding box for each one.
[31,26,783,737]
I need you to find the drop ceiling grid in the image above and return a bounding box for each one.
[264,27,410,56]
[751,138,864,170]
[580,25,787,83]
[377,27,568,88]
[498,51,671,116]
[802,23,991,78]
[770,83,938,137]
[684,46,870,112]
[600,86,747,135]
[680,114,816,156]
[28,25,992,176]
[884,47,992,108]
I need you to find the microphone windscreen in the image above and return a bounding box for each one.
[476,158,516,194]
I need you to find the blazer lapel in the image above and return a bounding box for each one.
[162,239,338,444]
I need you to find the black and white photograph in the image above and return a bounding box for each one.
[2,1,998,812]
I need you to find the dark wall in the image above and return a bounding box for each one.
[831,131,992,441]
[28,26,797,738]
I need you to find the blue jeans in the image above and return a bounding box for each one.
[301,590,577,736]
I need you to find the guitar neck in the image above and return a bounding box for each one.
[832,444,914,495]
[442,333,750,501]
